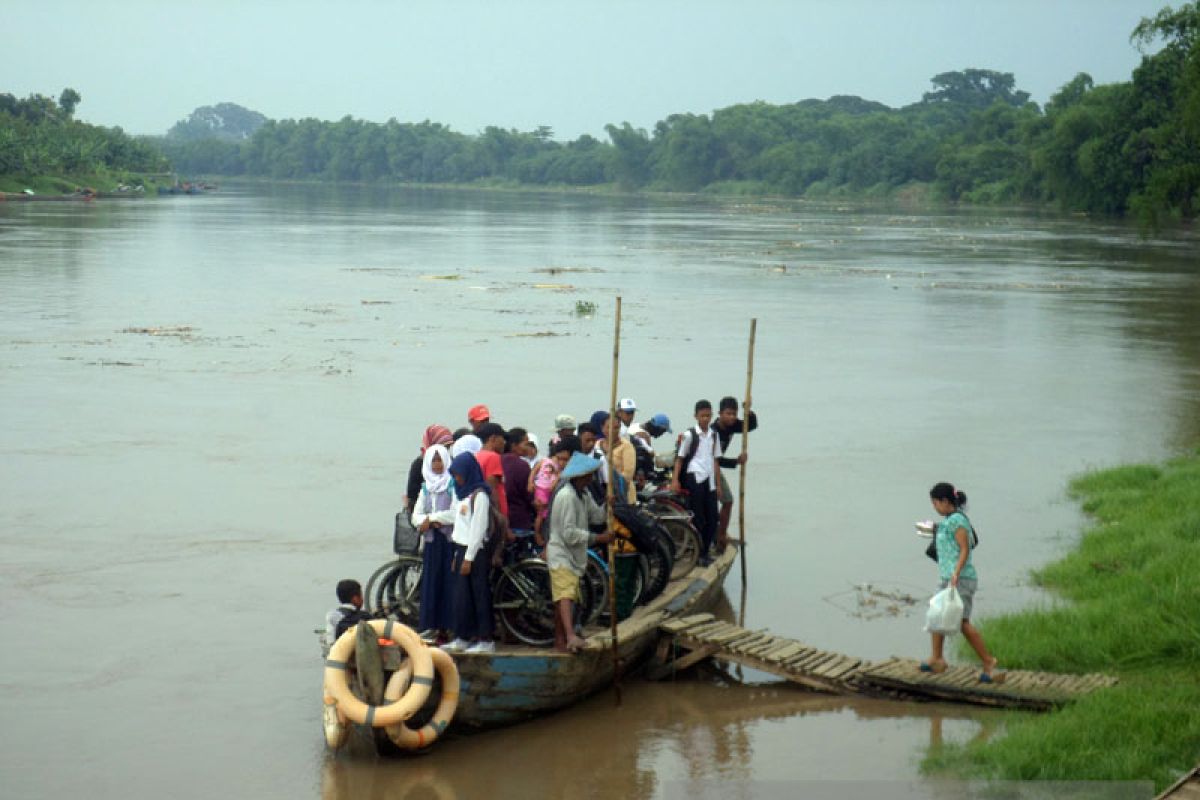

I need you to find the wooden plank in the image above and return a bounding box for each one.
[660,613,714,634]
[794,652,837,674]
[764,642,807,663]
[728,633,771,654]
[645,643,721,680]
[685,620,731,639]
[706,627,754,645]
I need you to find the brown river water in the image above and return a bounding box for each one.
[1,185,1197,798]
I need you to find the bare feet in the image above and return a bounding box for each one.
[980,657,1006,683]
[565,636,587,654]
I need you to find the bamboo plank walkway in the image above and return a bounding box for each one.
[1157,766,1200,800]
[656,613,1118,710]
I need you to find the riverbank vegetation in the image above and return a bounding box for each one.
[925,452,1200,790]
[0,90,169,194]
[154,2,1199,226]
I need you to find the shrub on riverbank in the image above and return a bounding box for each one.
[924,453,1200,790]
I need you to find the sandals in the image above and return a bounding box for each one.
[979,658,1007,683]
[918,660,947,674]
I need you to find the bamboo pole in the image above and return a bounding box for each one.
[738,318,757,602]
[605,296,623,702]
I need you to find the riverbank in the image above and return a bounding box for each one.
[0,171,174,197]
[925,452,1200,791]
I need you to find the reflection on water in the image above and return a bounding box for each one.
[1,186,1196,798]
[319,679,996,800]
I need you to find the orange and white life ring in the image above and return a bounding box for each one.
[323,619,433,727]
[322,693,349,750]
[384,647,460,750]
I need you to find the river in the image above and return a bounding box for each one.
[1,185,1196,798]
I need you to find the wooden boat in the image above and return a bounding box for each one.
[338,545,737,743]
[453,545,737,729]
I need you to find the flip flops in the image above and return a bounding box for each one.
[979,670,1007,684]
[918,660,947,674]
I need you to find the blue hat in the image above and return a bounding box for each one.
[650,413,672,432]
[589,410,610,433]
[561,451,602,480]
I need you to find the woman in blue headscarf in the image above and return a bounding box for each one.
[444,452,495,653]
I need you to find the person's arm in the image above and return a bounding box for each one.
[411,487,432,530]
[712,436,722,488]
[462,492,491,566]
[402,458,423,512]
[951,527,970,586]
[670,432,689,493]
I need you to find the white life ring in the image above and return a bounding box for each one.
[384,647,460,750]
[322,693,348,750]
[323,619,433,727]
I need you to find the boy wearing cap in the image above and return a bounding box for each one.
[549,414,576,448]
[547,453,615,653]
[615,397,637,436]
[467,404,490,434]
[670,400,722,566]
[629,413,671,482]
[714,396,758,552]
[474,422,509,519]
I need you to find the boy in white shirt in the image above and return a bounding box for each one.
[670,400,722,566]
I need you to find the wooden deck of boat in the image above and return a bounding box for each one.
[1157,766,1200,799]
[655,613,1118,710]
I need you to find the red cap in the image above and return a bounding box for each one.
[467,404,491,423]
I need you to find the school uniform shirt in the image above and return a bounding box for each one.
[588,444,609,486]
[678,426,719,490]
[325,603,359,643]
[411,484,457,542]
[627,423,655,454]
[546,483,606,575]
[450,490,492,563]
[474,450,509,517]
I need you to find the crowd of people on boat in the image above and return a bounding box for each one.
[323,398,1003,681]
[327,396,757,654]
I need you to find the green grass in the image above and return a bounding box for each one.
[0,171,170,195]
[923,452,1200,790]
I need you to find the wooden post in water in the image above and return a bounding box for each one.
[738,319,757,608]
[606,297,623,702]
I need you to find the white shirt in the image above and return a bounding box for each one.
[450,491,492,562]
[627,423,654,453]
[677,425,719,489]
[588,444,609,485]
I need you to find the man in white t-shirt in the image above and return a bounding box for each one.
[670,399,722,565]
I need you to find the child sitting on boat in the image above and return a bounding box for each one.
[546,452,615,653]
[325,579,369,644]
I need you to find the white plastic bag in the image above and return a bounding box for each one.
[924,585,964,635]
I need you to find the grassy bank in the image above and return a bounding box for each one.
[925,452,1200,790]
[0,171,172,195]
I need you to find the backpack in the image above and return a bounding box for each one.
[612,499,662,553]
[675,426,712,483]
[334,608,372,639]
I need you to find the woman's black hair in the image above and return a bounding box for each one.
[930,482,967,509]
[552,434,581,456]
[505,427,527,452]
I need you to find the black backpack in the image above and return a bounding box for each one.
[613,499,662,553]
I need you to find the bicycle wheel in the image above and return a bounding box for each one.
[640,531,674,603]
[582,550,609,626]
[492,559,555,647]
[656,516,700,579]
[379,556,423,626]
[364,558,402,614]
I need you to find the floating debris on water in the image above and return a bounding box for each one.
[120,325,195,337]
[532,266,604,275]
[533,283,574,290]
[505,331,566,338]
[823,583,921,620]
[574,300,597,316]
[360,300,394,305]
[419,274,462,281]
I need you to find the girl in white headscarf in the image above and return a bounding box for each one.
[412,444,456,641]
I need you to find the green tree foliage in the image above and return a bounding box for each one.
[30,2,1187,224]
[0,90,167,177]
[167,102,268,141]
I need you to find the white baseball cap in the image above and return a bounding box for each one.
[617,397,637,412]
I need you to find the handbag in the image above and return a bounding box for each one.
[393,511,420,556]
[924,513,980,562]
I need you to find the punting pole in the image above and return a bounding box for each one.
[738,318,757,620]
[606,296,623,702]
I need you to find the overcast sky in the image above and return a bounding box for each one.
[5,0,1174,139]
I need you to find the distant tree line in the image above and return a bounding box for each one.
[8,3,1198,225]
[0,90,167,177]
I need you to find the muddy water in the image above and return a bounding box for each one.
[1,186,1196,798]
